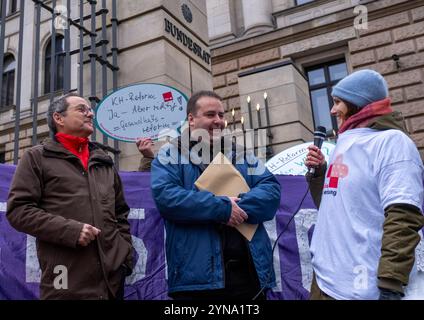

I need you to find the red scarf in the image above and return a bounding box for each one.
[55,132,89,170]
[338,98,393,134]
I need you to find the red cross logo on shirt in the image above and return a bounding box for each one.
[326,154,349,188]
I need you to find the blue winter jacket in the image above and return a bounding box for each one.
[151,140,281,294]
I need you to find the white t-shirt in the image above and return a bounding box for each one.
[310,128,424,300]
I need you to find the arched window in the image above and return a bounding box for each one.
[2,54,15,107]
[44,35,64,94]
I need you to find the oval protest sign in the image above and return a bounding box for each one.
[266,141,335,175]
[95,83,188,142]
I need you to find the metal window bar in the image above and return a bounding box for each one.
[89,0,97,142]
[0,0,7,110]
[31,1,41,146]
[13,0,24,164]
[73,9,102,24]
[111,0,119,168]
[63,0,71,93]
[34,0,95,36]
[101,0,108,145]
[3,1,121,163]
[78,0,83,95]
[49,0,57,105]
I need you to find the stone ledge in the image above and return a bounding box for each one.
[349,31,392,53]
[393,22,424,42]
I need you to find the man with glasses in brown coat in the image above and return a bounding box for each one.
[7,93,133,300]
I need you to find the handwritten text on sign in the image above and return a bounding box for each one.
[266,141,335,175]
[95,83,188,142]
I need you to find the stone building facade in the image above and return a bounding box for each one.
[207,0,424,158]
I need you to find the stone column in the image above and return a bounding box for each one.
[241,0,273,36]
[206,0,237,41]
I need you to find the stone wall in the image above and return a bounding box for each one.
[348,5,424,157]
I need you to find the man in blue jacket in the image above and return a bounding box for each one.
[151,90,281,300]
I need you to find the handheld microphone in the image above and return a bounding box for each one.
[309,126,326,175]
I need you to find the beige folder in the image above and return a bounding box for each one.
[194,152,258,241]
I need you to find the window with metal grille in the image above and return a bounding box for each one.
[306,60,348,134]
[44,35,65,94]
[1,54,15,108]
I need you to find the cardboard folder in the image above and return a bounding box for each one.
[194,152,258,241]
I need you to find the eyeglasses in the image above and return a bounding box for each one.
[76,105,94,116]
[60,105,94,117]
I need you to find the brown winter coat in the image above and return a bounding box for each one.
[7,138,133,300]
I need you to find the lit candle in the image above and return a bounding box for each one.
[247,96,252,130]
[232,108,235,130]
[241,116,245,132]
[224,120,228,128]
[256,103,262,129]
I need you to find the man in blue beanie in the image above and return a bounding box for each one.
[305,69,424,300]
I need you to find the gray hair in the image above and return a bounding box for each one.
[47,92,81,135]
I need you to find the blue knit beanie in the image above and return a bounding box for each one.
[331,69,389,108]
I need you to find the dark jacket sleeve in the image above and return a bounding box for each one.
[114,169,133,270]
[306,162,327,208]
[6,149,82,248]
[378,203,424,294]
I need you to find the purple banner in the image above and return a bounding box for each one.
[0,163,317,300]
